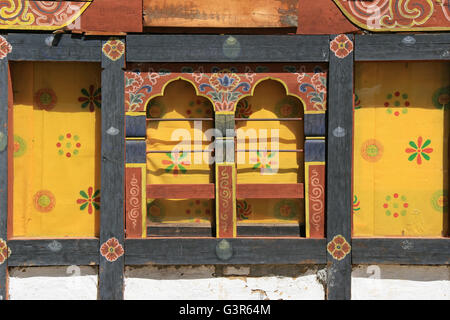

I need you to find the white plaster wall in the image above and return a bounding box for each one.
[352,265,450,300]
[8,266,98,300]
[124,265,326,300]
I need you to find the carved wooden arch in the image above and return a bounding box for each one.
[124,64,327,115]
[144,76,215,117]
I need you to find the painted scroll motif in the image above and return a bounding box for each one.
[0,1,91,30]
[334,0,450,31]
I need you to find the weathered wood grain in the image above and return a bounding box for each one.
[326,34,353,300]
[0,50,8,300]
[304,140,325,162]
[355,34,450,61]
[352,238,450,265]
[126,140,146,163]
[126,35,329,62]
[126,115,147,137]
[304,113,325,137]
[99,38,125,300]
[126,238,326,265]
[7,33,102,62]
[143,0,298,28]
[7,239,99,267]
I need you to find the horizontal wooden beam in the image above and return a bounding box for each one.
[143,0,298,28]
[7,33,102,62]
[355,34,450,61]
[146,223,305,237]
[126,35,330,62]
[147,184,215,199]
[7,239,99,267]
[236,183,304,199]
[125,238,326,264]
[352,238,450,265]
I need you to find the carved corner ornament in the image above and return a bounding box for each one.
[0,36,12,60]
[0,239,11,265]
[100,237,124,262]
[327,235,351,261]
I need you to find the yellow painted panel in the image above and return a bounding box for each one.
[12,62,101,237]
[353,62,449,237]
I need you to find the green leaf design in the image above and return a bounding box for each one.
[165,164,174,172]
[80,202,88,210]
[408,153,417,161]
[92,189,100,198]
[421,152,430,161]
[80,190,89,199]
[92,202,100,210]
[81,88,90,96]
[409,141,418,149]
[422,139,431,148]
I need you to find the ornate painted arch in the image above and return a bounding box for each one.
[124,63,328,115]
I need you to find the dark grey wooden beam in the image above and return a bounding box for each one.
[326,34,354,300]
[126,35,329,62]
[99,38,126,300]
[352,239,450,265]
[7,239,99,267]
[355,34,450,61]
[0,43,8,300]
[7,33,102,62]
[125,239,326,265]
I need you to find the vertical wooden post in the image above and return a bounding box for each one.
[215,113,236,238]
[99,37,126,300]
[0,36,8,300]
[326,34,354,300]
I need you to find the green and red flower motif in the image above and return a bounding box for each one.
[78,85,101,112]
[251,151,278,172]
[13,135,26,158]
[147,200,165,222]
[353,195,360,214]
[275,97,301,118]
[100,237,124,262]
[235,99,252,118]
[33,190,56,213]
[162,152,191,175]
[405,136,433,165]
[237,200,252,220]
[354,94,361,110]
[34,88,57,111]
[57,133,81,158]
[185,199,211,217]
[77,187,100,214]
[432,86,450,109]
[209,71,240,91]
[385,91,410,116]
[431,190,448,213]
[274,200,298,220]
[0,238,11,265]
[383,193,408,218]
[327,235,351,261]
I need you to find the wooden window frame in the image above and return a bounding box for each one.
[0,33,448,301]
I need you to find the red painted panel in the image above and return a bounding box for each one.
[308,164,325,238]
[76,0,142,33]
[126,167,143,238]
[217,165,235,238]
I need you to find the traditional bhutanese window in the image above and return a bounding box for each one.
[10,61,101,237]
[235,79,305,236]
[124,63,326,239]
[146,79,215,236]
[353,61,449,237]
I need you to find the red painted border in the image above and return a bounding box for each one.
[125,167,143,238]
[308,164,325,238]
